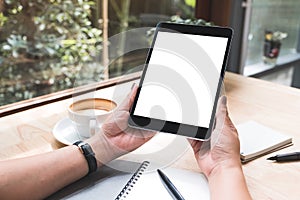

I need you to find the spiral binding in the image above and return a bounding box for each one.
[115,161,150,200]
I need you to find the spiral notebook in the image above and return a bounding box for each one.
[48,160,209,200]
[114,161,209,200]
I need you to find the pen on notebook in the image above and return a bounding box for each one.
[267,152,300,162]
[157,169,185,200]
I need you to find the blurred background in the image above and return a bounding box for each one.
[0,0,299,107]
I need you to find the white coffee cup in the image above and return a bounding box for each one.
[68,98,117,138]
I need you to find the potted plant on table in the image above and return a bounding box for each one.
[263,30,288,65]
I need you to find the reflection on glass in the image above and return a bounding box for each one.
[246,0,300,66]
[0,0,195,106]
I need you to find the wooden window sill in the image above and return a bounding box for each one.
[243,53,300,77]
[0,72,141,118]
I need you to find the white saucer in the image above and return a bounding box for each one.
[53,117,82,145]
[53,118,191,171]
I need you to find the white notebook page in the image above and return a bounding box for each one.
[237,121,292,160]
[118,163,210,200]
[49,160,209,200]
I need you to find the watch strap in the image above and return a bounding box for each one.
[73,141,97,174]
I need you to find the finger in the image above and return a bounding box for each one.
[187,138,212,161]
[214,96,228,131]
[129,84,138,107]
[216,95,227,115]
[118,83,138,111]
[187,138,203,152]
[187,138,199,151]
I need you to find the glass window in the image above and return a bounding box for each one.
[0,0,195,107]
[245,0,300,66]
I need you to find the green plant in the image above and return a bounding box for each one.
[265,30,288,42]
[169,15,213,26]
[0,0,103,106]
[1,0,102,64]
[263,30,288,64]
[146,15,213,44]
[0,12,8,27]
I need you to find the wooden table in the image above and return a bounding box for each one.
[1,72,300,199]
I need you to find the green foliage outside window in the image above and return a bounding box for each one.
[0,0,103,106]
[0,0,197,107]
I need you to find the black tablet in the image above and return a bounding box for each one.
[128,22,233,140]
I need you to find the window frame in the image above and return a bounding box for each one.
[196,0,245,73]
[239,0,300,89]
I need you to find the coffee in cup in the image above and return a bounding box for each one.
[68,98,117,138]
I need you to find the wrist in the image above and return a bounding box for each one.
[73,141,98,174]
[85,136,109,167]
[207,159,242,181]
[207,161,252,200]
[85,131,124,167]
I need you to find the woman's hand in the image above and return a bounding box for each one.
[87,84,156,165]
[188,96,241,178]
[188,96,251,200]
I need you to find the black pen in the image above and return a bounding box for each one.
[157,169,185,200]
[267,152,300,162]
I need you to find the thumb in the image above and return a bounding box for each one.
[119,83,138,111]
[214,96,228,131]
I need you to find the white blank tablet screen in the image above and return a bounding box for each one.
[133,31,228,128]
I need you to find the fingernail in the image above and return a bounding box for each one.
[220,96,227,105]
[131,82,136,90]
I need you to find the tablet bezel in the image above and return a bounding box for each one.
[128,22,233,140]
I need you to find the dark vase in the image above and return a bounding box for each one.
[263,40,281,65]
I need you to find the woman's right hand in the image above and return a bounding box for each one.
[189,96,241,178]
[188,96,252,200]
